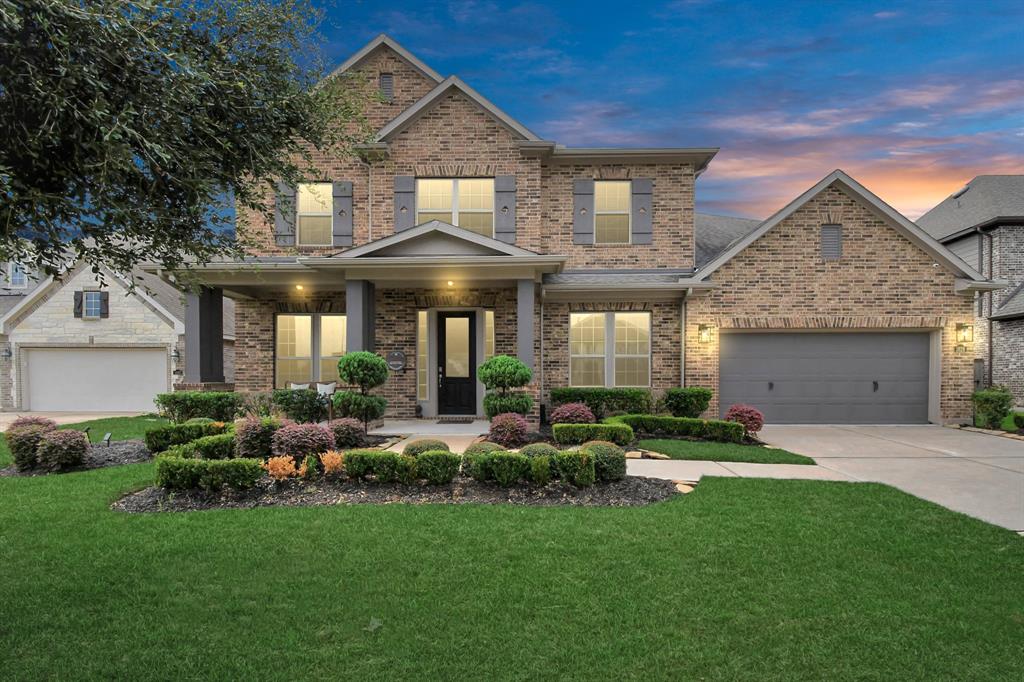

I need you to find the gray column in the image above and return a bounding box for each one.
[184,287,225,383]
[345,280,376,352]
[517,279,535,370]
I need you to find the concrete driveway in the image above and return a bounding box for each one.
[0,412,143,431]
[761,424,1024,532]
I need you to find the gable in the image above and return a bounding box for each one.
[372,232,512,257]
[337,221,538,260]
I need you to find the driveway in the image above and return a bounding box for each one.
[0,412,142,431]
[761,425,1024,532]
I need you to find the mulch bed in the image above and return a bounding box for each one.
[112,474,680,513]
[0,440,151,477]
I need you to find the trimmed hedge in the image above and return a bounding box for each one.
[462,442,506,456]
[549,387,651,419]
[973,386,1014,429]
[403,438,450,456]
[271,388,328,424]
[465,451,531,486]
[518,442,559,458]
[530,455,552,486]
[190,433,237,460]
[155,455,263,491]
[554,449,595,487]
[580,440,626,482]
[552,423,634,446]
[144,421,229,454]
[342,449,416,484]
[606,414,744,443]
[153,391,244,423]
[662,387,712,418]
[417,450,461,484]
[36,429,88,471]
[342,449,383,480]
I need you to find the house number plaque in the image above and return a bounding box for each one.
[386,351,406,371]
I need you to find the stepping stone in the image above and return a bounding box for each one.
[675,483,694,494]
[625,451,643,459]
[645,452,670,460]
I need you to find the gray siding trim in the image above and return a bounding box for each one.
[394,175,416,232]
[494,175,517,244]
[332,181,353,247]
[573,179,595,245]
[945,234,980,271]
[274,182,296,247]
[631,178,653,245]
[517,279,535,370]
[345,280,376,352]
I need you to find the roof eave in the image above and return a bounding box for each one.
[325,34,444,84]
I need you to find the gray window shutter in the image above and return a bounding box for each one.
[73,291,83,318]
[100,291,110,318]
[631,178,653,245]
[394,175,415,232]
[332,181,353,247]
[494,175,516,244]
[821,224,842,260]
[573,179,594,245]
[274,182,296,247]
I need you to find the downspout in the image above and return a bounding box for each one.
[987,232,994,386]
[364,158,374,242]
[680,293,687,387]
[539,290,545,421]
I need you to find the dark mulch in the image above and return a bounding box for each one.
[113,474,679,513]
[0,440,151,477]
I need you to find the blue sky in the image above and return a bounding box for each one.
[321,0,1024,219]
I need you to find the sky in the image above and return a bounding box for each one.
[320,0,1024,219]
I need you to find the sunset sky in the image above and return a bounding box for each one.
[324,0,1024,220]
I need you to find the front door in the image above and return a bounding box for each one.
[437,312,476,415]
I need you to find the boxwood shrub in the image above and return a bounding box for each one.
[190,433,237,460]
[144,421,229,454]
[271,388,329,424]
[462,442,506,456]
[549,387,651,419]
[518,442,559,458]
[581,440,626,482]
[661,387,713,418]
[554,449,595,487]
[155,456,263,491]
[530,455,552,485]
[606,414,744,443]
[417,450,461,484]
[342,449,383,480]
[972,386,1014,429]
[552,423,634,446]
[153,391,245,423]
[403,438,450,456]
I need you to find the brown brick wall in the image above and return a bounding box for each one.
[685,184,975,422]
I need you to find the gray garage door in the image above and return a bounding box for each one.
[719,332,930,424]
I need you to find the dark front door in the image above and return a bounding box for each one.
[437,312,476,415]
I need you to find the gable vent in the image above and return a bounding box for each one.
[821,224,842,260]
[379,73,394,102]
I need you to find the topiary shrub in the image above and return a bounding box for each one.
[552,423,634,447]
[234,417,282,459]
[403,438,450,457]
[332,392,387,432]
[6,416,57,470]
[530,455,552,485]
[190,433,237,460]
[483,392,534,418]
[417,450,461,484]
[271,388,328,424]
[973,386,1014,429]
[479,355,533,417]
[549,402,595,424]
[724,404,765,436]
[271,423,335,458]
[581,440,626,482]
[334,351,390,432]
[555,449,595,487]
[488,412,529,448]
[487,451,530,487]
[36,429,88,471]
[519,442,559,459]
[662,387,713,418]
[153,391,244,422]
[328,418,367,449]
[462,441,506,456]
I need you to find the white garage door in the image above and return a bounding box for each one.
[25,348,169,412]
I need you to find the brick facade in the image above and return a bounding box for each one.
[975,225,1024,404]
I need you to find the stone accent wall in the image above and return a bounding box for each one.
[685,184,975,422]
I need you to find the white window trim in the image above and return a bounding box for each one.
[594,180,632,245]
[415,178,495,237]
[274,313,346,387]
[568,311,651,388]
[82,290,103,320]
[6,262,27,289]
[484,310,495,361]
[296,182,334,247]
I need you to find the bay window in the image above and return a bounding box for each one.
[569,312,650,387]
[416,178,494,237]
[275,313,346,388]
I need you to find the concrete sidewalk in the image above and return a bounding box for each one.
[627,458,853,482]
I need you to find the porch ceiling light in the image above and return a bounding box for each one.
[295,284,304,291]
[955,322,973,344]
[446,280,454,287]
[697,324,712,344]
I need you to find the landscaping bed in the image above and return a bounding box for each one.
[0,439,151,477]
[114,474,679,512]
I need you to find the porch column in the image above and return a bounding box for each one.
[345,280,376,352]
[517,279,535,370]
[184,287,224,383]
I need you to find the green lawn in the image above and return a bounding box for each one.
[1000,411,1023,432]
[0,466,1021,680]
[0,415,168,468]
[639,438,815,464]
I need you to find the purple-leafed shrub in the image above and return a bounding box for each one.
[488,413,529,448]
[234,417,283,459]
[549,402,595,425]
[271,423,335,458]
[6,417,58,470]
[328,418,368,449]
[36,429,89,471]
[725,404,765,435]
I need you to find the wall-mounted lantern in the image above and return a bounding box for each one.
[697,324,712,344]
[0,344,11,360]
[955,322,974,344]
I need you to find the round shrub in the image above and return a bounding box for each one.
[234,416,282,459]
[972,386,1014,429]
[463,441,506,456]
[488,412,529,448]
[483,392,534,418]
[487,451,530,487]
[271,423,335,458]
[36,429,88,471]
[519,442,559,459]
[477,355,532,392]
[403,438,450,456]
[6,418,57,471]
[725,404,765,435]
[549,402,595,424]
[337,351,389,390]
[581,440,627,482]
[662,387,713,418]
[185,417,216,425]
[555,449,595,487]
[417,450,461,484]
[332,391,387,431]
[328,418,368,449]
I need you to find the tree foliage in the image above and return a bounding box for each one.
[0,0,373,280]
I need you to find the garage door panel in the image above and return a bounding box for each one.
[719,332,930,424]
[26,348,168,412]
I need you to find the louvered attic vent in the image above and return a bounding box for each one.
[821,223,842,260]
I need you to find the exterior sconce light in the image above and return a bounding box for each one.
[697,324,712,344]
[171,348,180,361]
[0,345,11,360]
[955,322,973,344]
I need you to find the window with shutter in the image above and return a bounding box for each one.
[821,224,842,260]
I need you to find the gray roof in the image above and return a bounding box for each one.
[993,281,1024,321]
[695,213,762,268]
[917,175,1024,242]
[544,269,693,286]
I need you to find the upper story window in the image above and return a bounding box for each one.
[83,291,103,319]
[296,183,333,246]
[379,73,394,102]
[416,178,494,237]
[7,262,27,288]
[594,181,631,244]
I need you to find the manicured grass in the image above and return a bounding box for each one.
[0,415,169,467]
[1,467,1021,679]
[1000,411,1023,432]
[639,438,815,464]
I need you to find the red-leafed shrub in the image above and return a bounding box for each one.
[6,417,57,471]
[488,412,529,448]
[549,402,595,424]
[234,417,283,459]
[328,418,367,448]
[725,404,765,435]
[271,423,335,458]
[36,429,89,471]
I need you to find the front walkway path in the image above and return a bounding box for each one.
[627,459,853,482]
[0,411,143,431]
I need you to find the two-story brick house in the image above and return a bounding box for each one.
[153,34,999,424]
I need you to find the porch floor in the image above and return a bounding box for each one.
[370,419,489,437]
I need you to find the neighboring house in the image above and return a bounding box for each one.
[0,262,235,412]
[146,34,998,424]
[917,175,1024,405]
